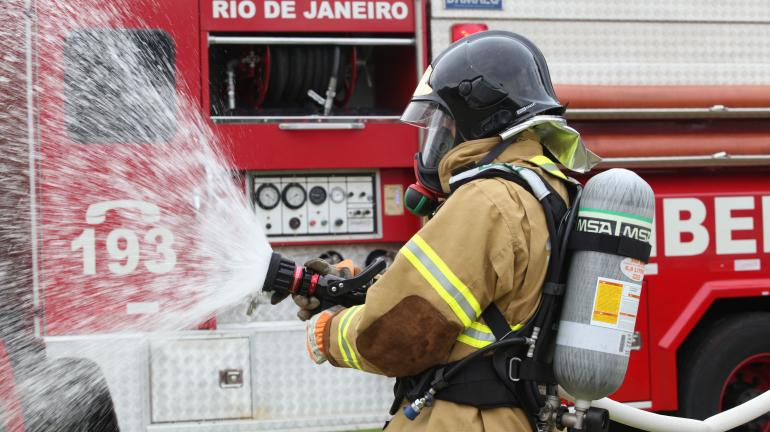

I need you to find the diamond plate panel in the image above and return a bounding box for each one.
[45,336,150,432]
[150,337,252,422]
[431,0,770,21]
[431,20,770,85]
[146,415,387,432]
[251,325,394,423]
[218,243,401,324]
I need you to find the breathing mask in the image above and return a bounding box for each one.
[400,101,458,216]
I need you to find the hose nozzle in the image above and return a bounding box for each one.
[259,252,385,313]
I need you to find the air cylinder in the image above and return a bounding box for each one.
[554,168,655,402]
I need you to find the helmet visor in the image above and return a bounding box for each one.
[401,101,457,170]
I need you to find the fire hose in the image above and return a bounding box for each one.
[561,388,770,432]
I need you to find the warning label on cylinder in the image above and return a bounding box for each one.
[620,258,646,282]
[556,321,632,357]
[590,277,642,332]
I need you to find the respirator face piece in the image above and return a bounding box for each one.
[401,101,457,215]
[405,181,440,217]
[404,158,445,217]
[402,101,457,174]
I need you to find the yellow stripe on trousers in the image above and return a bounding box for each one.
[401,234,482,327]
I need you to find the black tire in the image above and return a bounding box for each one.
[22,358,119,432]
[678,312,770,430]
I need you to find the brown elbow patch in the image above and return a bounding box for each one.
[356,296,461,376]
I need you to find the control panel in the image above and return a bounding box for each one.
[250,171,380,241]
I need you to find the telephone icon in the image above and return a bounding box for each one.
[85,200,161,225]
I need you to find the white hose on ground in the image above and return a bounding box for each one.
[700,388,770,431]
[561,388,770,432]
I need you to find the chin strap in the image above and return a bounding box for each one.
[476,136,518,167]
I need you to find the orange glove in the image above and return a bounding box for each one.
[306,305,342,364]
[306,258,361,278]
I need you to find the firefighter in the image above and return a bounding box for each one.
[290,31,599,431]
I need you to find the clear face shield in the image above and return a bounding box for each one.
[400,101,457,170]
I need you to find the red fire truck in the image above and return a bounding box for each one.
[3,0,770,431]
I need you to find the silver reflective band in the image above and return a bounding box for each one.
[448,166,485,184]
[461,326,496,343]
[449,163,551,200]
[517,167,550,200]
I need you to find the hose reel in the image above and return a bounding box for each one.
[222,44,357,114]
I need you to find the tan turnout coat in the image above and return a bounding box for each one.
[317,132,571,431]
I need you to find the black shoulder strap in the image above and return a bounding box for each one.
[482,303,511,341]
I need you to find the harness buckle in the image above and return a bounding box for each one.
[508,357,523,382]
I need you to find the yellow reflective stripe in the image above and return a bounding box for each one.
[456,321,524,348]
[401,235,482,327]
[344,306,364,369]
[457,333,490,349]
[336,308,353,366]
[529,155,553,166]
[411,235,482,320]
[401,247,473,327]
[529,155,567,180]
[337,305,364,369]
[468,321,523,333]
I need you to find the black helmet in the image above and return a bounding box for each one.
[401,31,567,193]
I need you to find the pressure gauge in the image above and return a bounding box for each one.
[255,183,280,210]
[282,183,307,209]
[309,186,327,205]
[330,186,345,203]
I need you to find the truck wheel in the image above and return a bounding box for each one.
[678,312,770,431]
[23,357,119,432]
